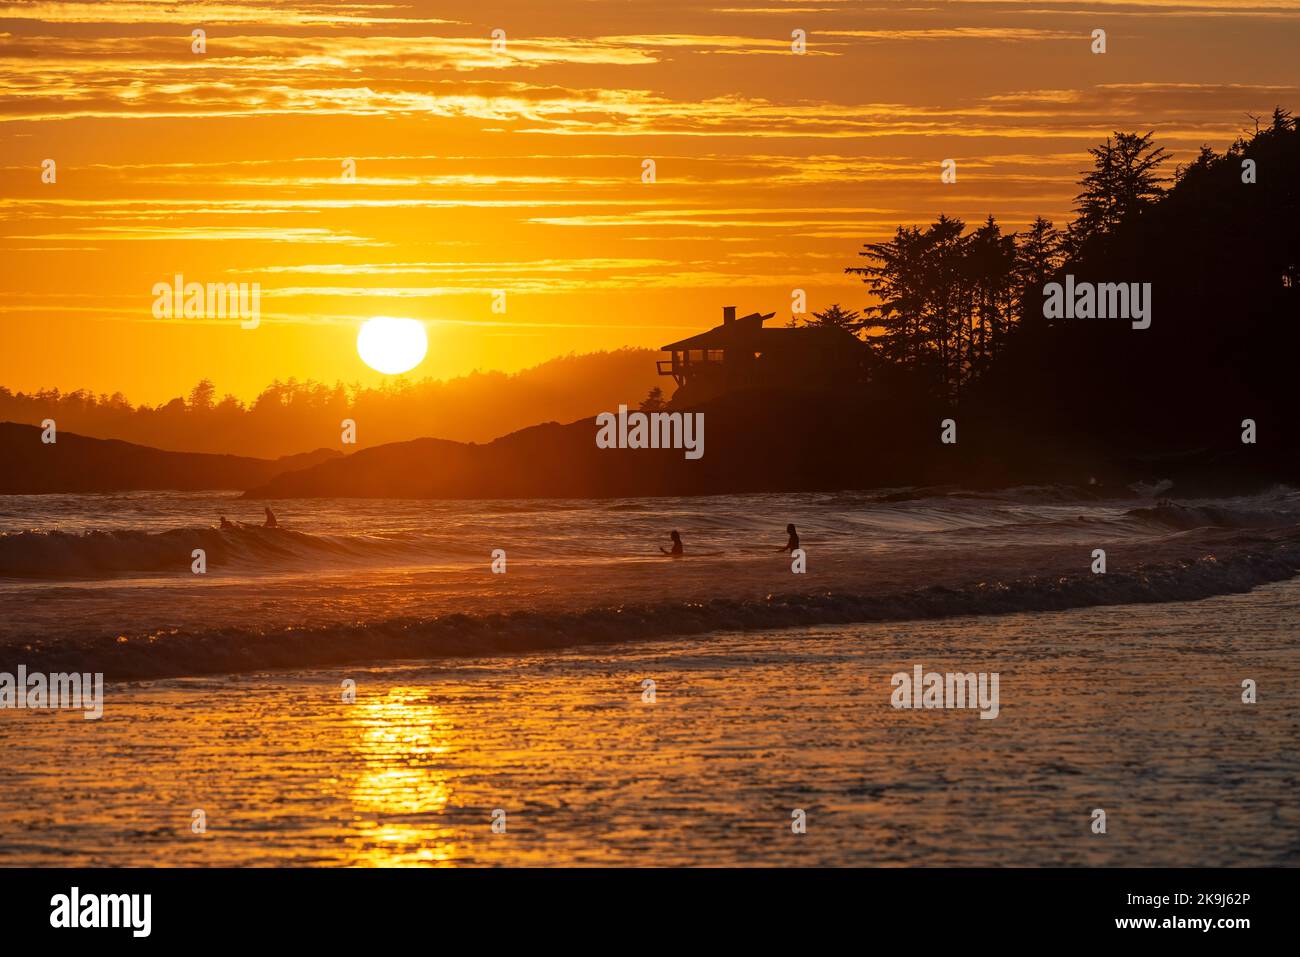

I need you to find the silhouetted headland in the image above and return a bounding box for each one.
[0,422,340,494]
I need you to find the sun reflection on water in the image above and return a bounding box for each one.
[346,688,461,866]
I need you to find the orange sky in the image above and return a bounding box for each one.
[2,0,1297,404]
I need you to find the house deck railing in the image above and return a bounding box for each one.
[657,352,727,376]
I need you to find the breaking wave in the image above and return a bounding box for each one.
[3,492,1297,580]
[15,540,1300,680]
[1121,503,1297,532]
[0,526,442,579]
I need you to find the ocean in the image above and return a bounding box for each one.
[1,486,1298,865]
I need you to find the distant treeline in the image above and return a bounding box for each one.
[797,107,1298,455]
[0,349,661,459]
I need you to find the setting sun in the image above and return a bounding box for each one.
[357,318,429,375]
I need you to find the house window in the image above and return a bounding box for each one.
[706,350,724,362]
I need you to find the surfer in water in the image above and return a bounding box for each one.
[657,530,725,557]
[777,523,799,552]
[263,507,279,529]
[219,515,236,529]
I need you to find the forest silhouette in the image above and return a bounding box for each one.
[0,349,660,459]
[778,108,1299,485]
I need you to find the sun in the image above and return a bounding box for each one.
[357,317,428,374]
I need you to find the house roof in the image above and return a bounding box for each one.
[661,311,772,351]
[661,311,862,351]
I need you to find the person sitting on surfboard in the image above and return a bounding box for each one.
[263,507,279,529]
[219,515,236,529]
[660,530,683,557]
[778,523,799,552]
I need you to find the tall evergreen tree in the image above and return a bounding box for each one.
[1067,131,1171,253]
[804,303,864,334]
[963,215,1017,380]
[1013,216,1063,322]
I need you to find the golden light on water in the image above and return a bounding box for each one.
[347,690,459,866]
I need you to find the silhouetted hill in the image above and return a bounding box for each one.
[0,422,342,494]
[240,388,1291,500]
[5,390,1290,500]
